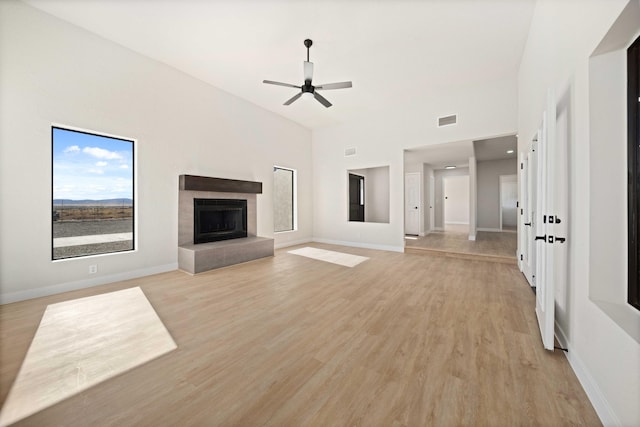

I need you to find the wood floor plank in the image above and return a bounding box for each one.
[0,243,601,426]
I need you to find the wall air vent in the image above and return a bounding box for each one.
[344,147,357,157]
[438,114,457,127]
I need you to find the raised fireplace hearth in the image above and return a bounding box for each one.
[178,175,274,274]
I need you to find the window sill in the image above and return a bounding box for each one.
[591,299,640,344]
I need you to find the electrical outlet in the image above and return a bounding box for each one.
[89,265,98,274]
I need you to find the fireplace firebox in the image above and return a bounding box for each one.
[194,198,247,244]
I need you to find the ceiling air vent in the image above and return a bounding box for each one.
[438,114,457,127]
[344,147,357,157]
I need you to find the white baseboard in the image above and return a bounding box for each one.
[0,263,178,304]
[274,238,312,250]
[444,221,469,225]
[477,227,502,232]
[468,234,476,241]
[433,227,444,231]
[312,238,404,253]
[555,324,620,427]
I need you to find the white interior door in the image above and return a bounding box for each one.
[429,173,435,232]
[500,175,518,230]
[521,140,537,287]
[405,172,421,235]
[535,89,556,351]
[443,175,470,227]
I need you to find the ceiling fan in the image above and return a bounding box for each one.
[263,39,352,108]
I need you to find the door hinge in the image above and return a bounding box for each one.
[520,254,523,261]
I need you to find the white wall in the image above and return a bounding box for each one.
[313,77,518,251]
[0,1,313,302]
[518,0,639,425]
[477,158,518,230]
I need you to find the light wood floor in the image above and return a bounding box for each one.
[405,229,518,264]
[0,244,600,426]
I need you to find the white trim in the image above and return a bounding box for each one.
[477,227,503,232]
[274,238,313,249]
[312,238,404,253]
[0,263,177,304]
[433,227,444,231]
[468,234,476,241]
[555,324,621,427]
[444,221,469,225]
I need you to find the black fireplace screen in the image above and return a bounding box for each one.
[194,198,247,244]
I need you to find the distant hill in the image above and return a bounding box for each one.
[53,198,133,206]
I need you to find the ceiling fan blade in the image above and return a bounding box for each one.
[313,91,332,108]
[263,80,300,89]
[315,81,353,90]
[304,61,314,82]
[283,92,303,106]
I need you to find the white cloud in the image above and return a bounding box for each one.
[64,145,80,153]
[83,146,122,160]
[87,168,104,175]
[96,161,108,167]
[120,164,129,169]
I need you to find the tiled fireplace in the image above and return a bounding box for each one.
[177,175,274,274]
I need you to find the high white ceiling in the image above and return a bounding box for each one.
[405,140,474,170]
[404,134,517,169]
[25,0,535,130]
[473,135,518,161]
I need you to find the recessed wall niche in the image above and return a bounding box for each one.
[347,166,390,223]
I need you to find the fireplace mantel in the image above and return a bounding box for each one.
[179,175,262,194]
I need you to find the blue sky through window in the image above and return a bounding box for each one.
[53,128,133,201]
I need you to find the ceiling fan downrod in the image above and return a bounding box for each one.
[304,39,312,62]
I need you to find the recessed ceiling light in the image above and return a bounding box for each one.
[444,165,456,169]
[507,150,514,154]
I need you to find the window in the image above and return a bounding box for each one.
[273,166,295,232]
[52,126,135,260]
[628,35,640,311]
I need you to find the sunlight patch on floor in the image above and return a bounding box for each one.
[0,287,176,426]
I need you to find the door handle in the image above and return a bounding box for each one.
[554,236,566,243]
[535,235,546,241]
[524,222,531,226]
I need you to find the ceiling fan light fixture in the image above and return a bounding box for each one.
[263,39,352,108]
[444,165,456,170]
[507,149,514,154]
